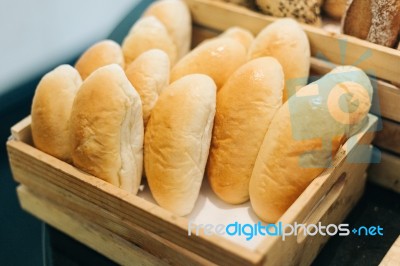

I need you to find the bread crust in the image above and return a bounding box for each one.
[249,18,310,102]
[31,65,82,163]
[207,57,284,204]
[70,64,144,194]
[75,40,124,80]
[144,74,216,216]
[170,38,246,89]
[249,66,373,223]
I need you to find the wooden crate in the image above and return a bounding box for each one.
[8,114,378,265]
[7,1,390,264]
[184,0,400,194]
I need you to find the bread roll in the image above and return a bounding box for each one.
[249,66,373,223]
[170,38,246,89]
[207,57,284,204]
[31,65,82,163]
[342,0,400,48]
[145,74,216,216]
[122,16,177,66]
[70,64,144,194]
[323,0,347,19]
[125,49,170,128]
[143,0,191,60]
[75,40,124,80]
[249,18,310,102]
[219,26,254,51]
[255,0,322,25]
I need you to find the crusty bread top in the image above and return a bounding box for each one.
[125,49,170,127]
[249,65,372,223]
[144,74,216,216]
[207,57,284,204]
[219,26,254,51]
[143,0,191,60]
[122,16,177,66]
[249,18,310,102]
[70,64,144,194]
[31,64,82,163]
[170,38,247,89]
[75,40,124,80]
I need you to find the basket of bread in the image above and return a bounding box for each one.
[7,0,391,265]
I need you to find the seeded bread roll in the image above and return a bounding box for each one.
[31,65,82,163]
[219,26,255,51]
[249,18,310,102]
[207,57,284,204]
[122,16,177,66]
[143,0,191,60]
[255,0,322,25]
[70,64,144,194]
[342,0,400,48]
[145,74,217,216]
[75,40,124,80]
[249,66,373,223]
[125,49,170,128]
[170,38,246,89]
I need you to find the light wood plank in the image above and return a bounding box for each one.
[373,119,400,155]
[368,151,400,193]
[185,0,400,84]
[10,115,32,144]
[17,185,166,266]
[380,236,400,266]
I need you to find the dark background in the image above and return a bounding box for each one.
[1,0,399,265]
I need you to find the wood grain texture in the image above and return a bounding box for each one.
[185,0,400,84]
[368,151,400,193]
[373,119,400,155]
[380,236,400,266]
[17,185,165,266]
[7,115,377,265]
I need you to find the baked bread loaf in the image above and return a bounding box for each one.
[249,18,310,102]
[255,0,322,25]
[143,0,191,60]
[342,0,400,48]
[249,66,373,223]
[170,38,246,89]
[219,26,254,51]
[323,0,347,19]
[75,40,124,80]
[70,64,144,194]
[207,57,284,204]
[122,16,177,66]
[31,65,82,163]
[144,74,216,216]
[125,49,170,128]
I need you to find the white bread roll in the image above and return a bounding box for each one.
[249,18,310,102]
[145,74,217,216]
[125,49,170,128]
[143,0,191,60]
[31,65,82,163]
[219,27,255,51]
[75,40,124,80]
[207,57,284,204]
[70,64,144,194]
[170,38,246,89]
[122,16,177,66]
[249,66,373,223]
